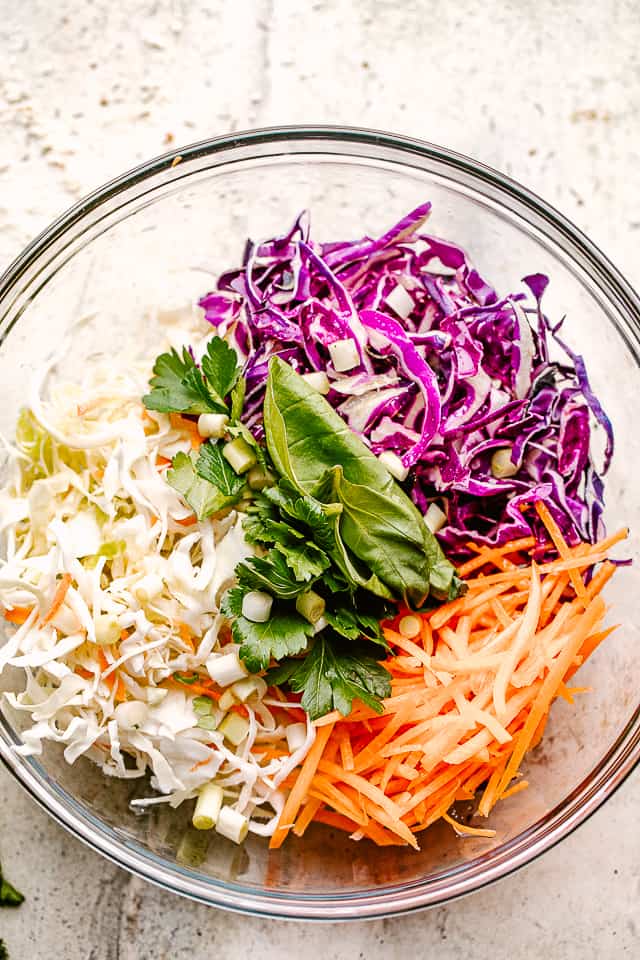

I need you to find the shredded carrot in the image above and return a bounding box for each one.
[442,812,497,838]
[269,723,336,849]
[338,730,355,771]
[535,501,587,602]
[3,606,34,625]
[274,528,624,848]
[170,413,202,450]
[40,573,72,626]
[499,779,529,801]
[175,515,198,527]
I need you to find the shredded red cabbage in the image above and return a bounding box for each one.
[198,205,612,558]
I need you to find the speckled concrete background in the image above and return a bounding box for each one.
[0,1,638,957]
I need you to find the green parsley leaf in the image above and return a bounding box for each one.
[230,374,246,421]
[268,633,391,721]
[273,539,330,582]
[324,606,388,649]
[143,348,226,415]
[242,493,304,547]
[201,337,240,403]
[235,551,308,599]
[195,441,246,499]
[222,587,312,672]
[264,481,337,553]
[168,451,244,520]
[0,857,24,908]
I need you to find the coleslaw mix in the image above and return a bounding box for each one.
[0,204,618,847]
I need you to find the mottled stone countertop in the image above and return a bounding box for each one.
[0,2,638,957]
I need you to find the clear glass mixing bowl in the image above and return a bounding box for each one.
[0,126,638,919]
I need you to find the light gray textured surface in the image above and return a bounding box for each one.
[0,0,639,956]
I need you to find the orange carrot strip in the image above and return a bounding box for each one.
[175,515,198,527]
[270,722,335,849]
[457,538,537,577]
[312,809,361,833]
[3,606,34,625]
[497,596,605,796]
[565,625,617,681]
[499,779,529,801]
[40,573,72,625]
[535,501,587,602]
[442,812,497,838]
[338,730,355,772]
[293,797,324,837]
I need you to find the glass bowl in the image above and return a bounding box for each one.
[0,126,638,920]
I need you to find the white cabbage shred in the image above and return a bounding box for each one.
[0,317,314,840]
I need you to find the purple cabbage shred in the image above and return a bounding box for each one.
[197,204,612,559]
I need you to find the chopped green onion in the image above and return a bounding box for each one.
[295,590,326,624]
[491,447,519,479]
[241,590,273,623]
[424,502,447,534]
[93,614,120,646]
[328,338,360,372]
[222,437,257,475]
[301,371,331,394]
[193,696,213,717]
[197,714,218,731]
[215,805,249,844]
[398,615,421,639]
[247,465,276,491]
[192,783,224,830]
[197,413,229,439]
[206,649,248,686]
[378,450,409,482]
[219,712,249,746]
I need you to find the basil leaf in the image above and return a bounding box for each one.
[318,464,431,606]
[264,358,460,606]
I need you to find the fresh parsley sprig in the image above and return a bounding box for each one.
[143,337,243,417]
[0,858,24,908]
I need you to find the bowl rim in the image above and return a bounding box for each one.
[0,123,639,920]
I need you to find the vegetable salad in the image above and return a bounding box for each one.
[0,204,623,849]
